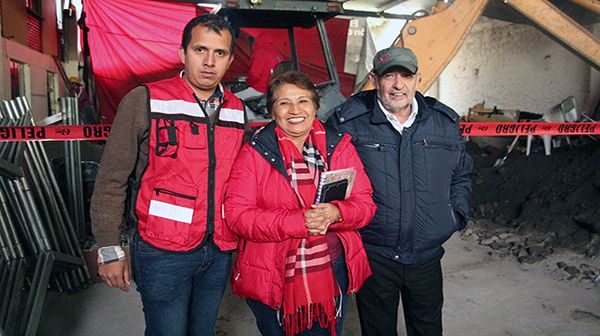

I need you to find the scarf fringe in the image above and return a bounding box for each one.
[282,301,339,336]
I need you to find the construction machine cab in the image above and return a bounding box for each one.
[195,0,347,121]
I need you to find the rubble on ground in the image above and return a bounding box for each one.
[465,138,600,285]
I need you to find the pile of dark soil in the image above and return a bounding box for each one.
[467,137,600,273]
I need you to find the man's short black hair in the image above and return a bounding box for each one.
[181,14,237,53]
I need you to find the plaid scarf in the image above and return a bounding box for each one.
[275,120,341,336]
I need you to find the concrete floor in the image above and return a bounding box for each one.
[38,235,600,336]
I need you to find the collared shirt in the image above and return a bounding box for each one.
[180,70,223,116]
[377,97,419,134]
[202,87,223,117]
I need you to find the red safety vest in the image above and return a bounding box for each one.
[135,75,245,252]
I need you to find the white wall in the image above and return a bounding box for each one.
[439,17,598,117]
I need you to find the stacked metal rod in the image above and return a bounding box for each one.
[61,97,86,239]
[0,97,91,336]
[0,98,29,336]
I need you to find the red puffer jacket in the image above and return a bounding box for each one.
[224,122,376,309]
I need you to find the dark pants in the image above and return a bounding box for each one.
[247,255,349,336]
[356,250,444,336]
[131,234,232,336]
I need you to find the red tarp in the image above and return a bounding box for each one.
[86,0,354,123]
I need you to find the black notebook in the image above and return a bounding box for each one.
[319,179,349,203]
[315,168,356,204]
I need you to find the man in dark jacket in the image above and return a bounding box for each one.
[326,47,473,336]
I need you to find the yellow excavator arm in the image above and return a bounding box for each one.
[400,0,489,93]
[361,0,489,92]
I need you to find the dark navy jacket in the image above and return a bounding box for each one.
[326,90,473,264]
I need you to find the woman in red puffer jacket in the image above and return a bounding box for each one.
[224,70,376,336]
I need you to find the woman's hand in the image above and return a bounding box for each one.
[304,203,341,235]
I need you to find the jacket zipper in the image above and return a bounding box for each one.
[361,143,382,151]
[193,94,218,244]
[234,239,248,281]
[154,188,196,200]
[416,138,457,150]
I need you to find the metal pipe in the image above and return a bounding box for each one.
[0,210,15,260]
[19,146,67,255]
[19,97,90,282]
[0,262,7,306]
[59,99,89,285]
[10,179,51,252]
[61,97,86,240]
[61,99,76,233]
[0,261,6,309]
[46,149,80,250]
[19,177,53,252]
[0,103,12,161]
[54,270,73,293]
[21,150,65,254]
[21,145,66,252]
[0,179,37,256]
[14,97,90,282]
[42,151,92,282]
[8,113,28,165]
[24,145,73,255]
[287,27,299,71]
[0,189,24,259]
[22,149,61,252]
[6,100,27,165]
[316,18,340,86]
[0,102,18,163]
[0,104,7,124]
[3,258,25,335]
[13,99,65,252]
[21,252,53,336]
[30,161,88,285]
[0,225,10,261]
[0,260,17,327]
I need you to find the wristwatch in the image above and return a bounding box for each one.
[97,245,126,265]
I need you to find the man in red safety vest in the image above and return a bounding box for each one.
[91,14,245,336]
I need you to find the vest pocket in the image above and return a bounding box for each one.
[155,119,179,157]
[183,122,207,149]
[145,180,199,246]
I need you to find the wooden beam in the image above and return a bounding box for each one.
[569,0,600,16]
[505,0,600,71]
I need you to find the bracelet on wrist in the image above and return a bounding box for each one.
[97,245,126,266]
